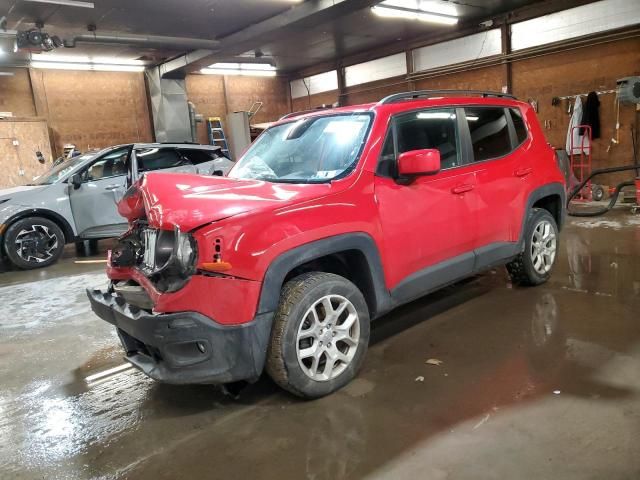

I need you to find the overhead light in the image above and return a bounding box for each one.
[201,62,277,77]
[23,0,94,8]
[30,61,145,72]
[372,0,458,25]
[30,53,145,65]
[0,72,15,76]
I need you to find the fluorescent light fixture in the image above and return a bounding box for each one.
[0,72,15,76]
[372,0,458,25]
[23,0,94,8]
[201,62,277,77]
[31,61,145,72]
[30,53,145,65]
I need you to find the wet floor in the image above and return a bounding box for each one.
[1,214,639,480]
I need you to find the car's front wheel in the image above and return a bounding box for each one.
[507,208,558,286]
[3,217,65,269]
[266,272,370,399]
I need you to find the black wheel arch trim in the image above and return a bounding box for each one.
[520,182,566,241]
[3,209,75,244]
[257,232,392,319]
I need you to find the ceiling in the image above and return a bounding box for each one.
[0,0,555,73]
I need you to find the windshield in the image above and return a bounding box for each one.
[31,153,95,185]
[229,113,372,183]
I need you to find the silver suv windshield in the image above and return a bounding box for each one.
[31,154,94,185]
[228,113,372,183]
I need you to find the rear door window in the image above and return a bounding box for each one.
[464,107,512,162]
[179,149,223,165]
[136,148,183,171]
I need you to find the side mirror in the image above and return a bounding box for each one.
[397,149,441,177]
[70,173,82,190]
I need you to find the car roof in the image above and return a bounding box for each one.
[133,143,221,150]
[272,91,529,127]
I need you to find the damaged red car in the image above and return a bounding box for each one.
[88,90,566,398]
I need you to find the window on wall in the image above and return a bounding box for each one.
[509,107,528,145]
[395,109,460,169]
[465,108,511,162]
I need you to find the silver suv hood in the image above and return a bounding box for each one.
[0,185,47,204]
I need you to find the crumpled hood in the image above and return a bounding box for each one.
[119,172,334,231]
[0,185,47,204]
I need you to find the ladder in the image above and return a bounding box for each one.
[207,117,230,156]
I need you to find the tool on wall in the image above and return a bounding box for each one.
[564,77,640,216]
[606,92,620,153]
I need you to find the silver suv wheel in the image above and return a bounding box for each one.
[296,294,360,382]
[15,224,60,263]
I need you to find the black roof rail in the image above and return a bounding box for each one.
[279,106,333,121]
[378,90,516,104]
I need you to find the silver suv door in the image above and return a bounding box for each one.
[68,147,130,238]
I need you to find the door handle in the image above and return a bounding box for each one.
[104,184,120,191]
[451,184,474,194]
[514,167,533,177]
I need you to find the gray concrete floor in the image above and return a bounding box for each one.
[1,214,639,480]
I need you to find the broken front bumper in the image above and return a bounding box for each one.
[87,287,273,384]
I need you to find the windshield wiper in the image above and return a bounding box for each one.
[259,178,326,184]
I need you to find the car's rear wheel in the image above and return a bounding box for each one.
[507,208,558,286]
[3,217,65,269]
[266,272,370,399]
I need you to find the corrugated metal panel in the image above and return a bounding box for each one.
[512,0,640,51]
[345,53,407,87]
[412,29,502,73]
[290,71,338,99]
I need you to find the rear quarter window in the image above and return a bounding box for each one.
[509,107,529,145]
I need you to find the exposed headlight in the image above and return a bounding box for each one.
[175,231,195,269]
[140,227,197,282]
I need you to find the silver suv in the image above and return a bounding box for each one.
[0,143,233,269]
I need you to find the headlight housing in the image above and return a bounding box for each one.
[140,227,197,292]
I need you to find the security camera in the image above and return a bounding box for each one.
[479,19,494,28]
[15,28,62,52]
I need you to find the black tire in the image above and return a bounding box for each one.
[507,208,558,286]
[3,217,65,269]
[266,272,370,399]
[592,185,605,201]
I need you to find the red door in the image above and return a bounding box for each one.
[374,108,477,297]
[461,106,532,247]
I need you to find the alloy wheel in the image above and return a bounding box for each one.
[296,294,360,382]
[530,220,557,275]
[15,225,59,263]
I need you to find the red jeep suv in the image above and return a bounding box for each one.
[88,90,566,398]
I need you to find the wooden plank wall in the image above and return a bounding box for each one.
[186,74,291,146]
[0,118,54,188]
